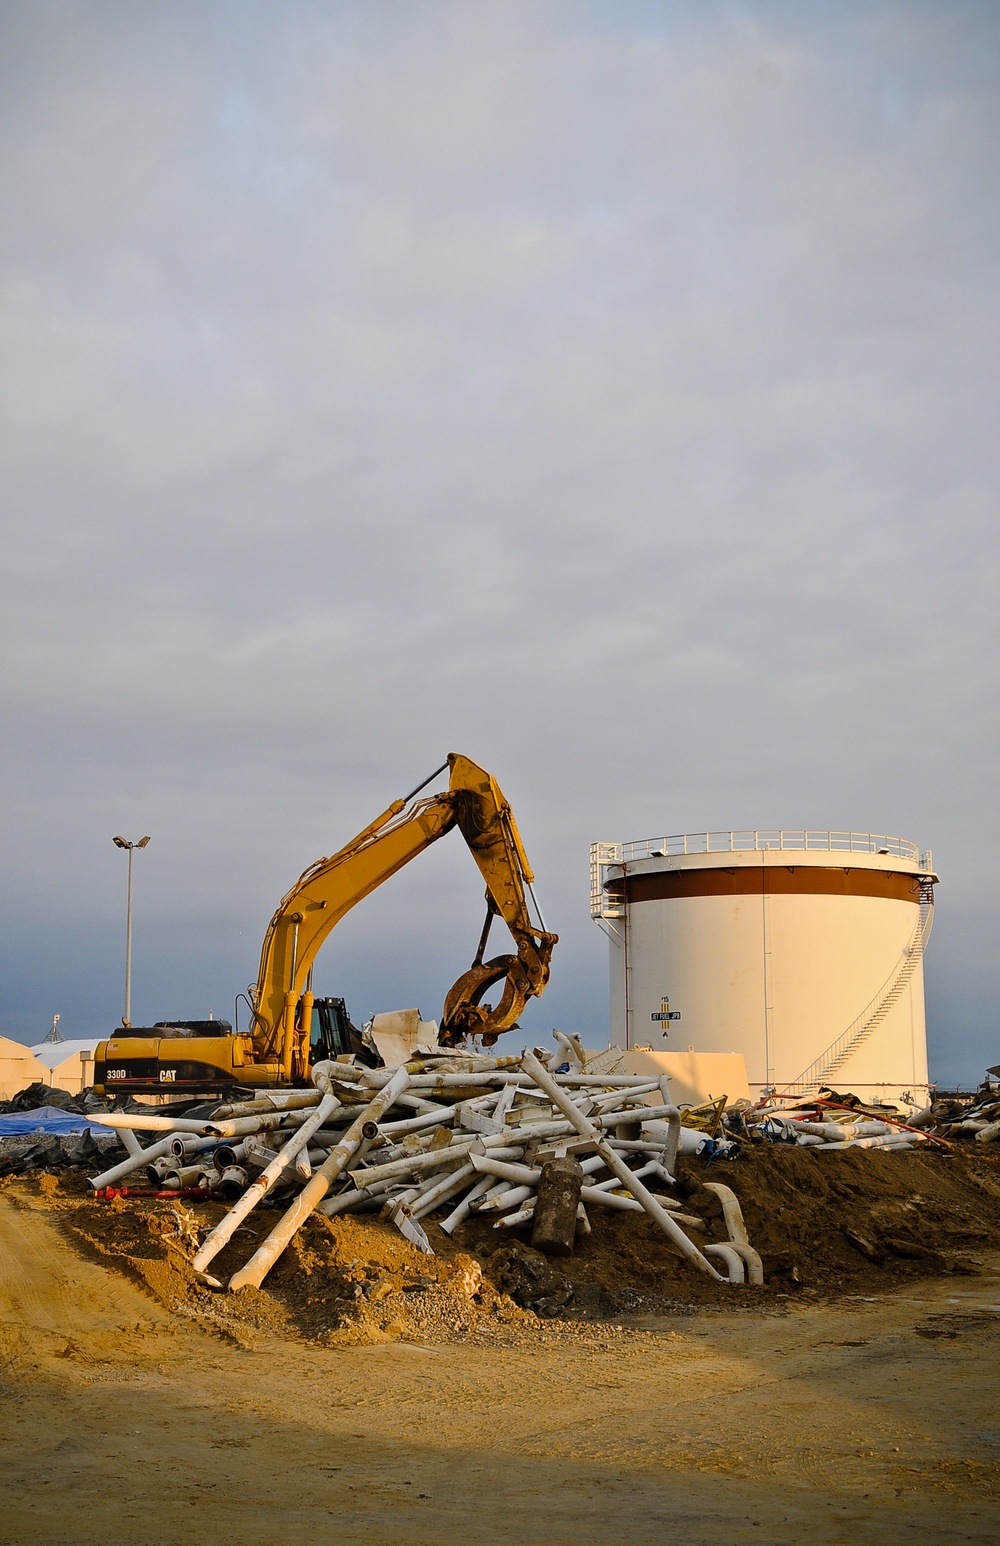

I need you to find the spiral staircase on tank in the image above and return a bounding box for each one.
[780,877,935,1098]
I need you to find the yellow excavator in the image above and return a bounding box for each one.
[92,754,557,1097]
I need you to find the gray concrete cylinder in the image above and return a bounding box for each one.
[530,1156,583,1256]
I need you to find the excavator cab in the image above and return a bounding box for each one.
[308,997,374,1065]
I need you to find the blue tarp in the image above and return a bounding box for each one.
[0,1106,116,1137]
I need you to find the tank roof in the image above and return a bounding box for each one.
[602,830,931,868]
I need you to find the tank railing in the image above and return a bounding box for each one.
[613,830,926,865]
[590,832,932,923]
[590,842,625,921]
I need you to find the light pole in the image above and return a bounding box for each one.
[113,836,150,1027]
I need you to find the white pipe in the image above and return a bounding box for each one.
[469,1154,538,1186]
[477,1184,536,1214]
[228,1067,411,1292]
[729,1242,764,1285]
[907,1105,936,1129]
[701,1182,765,1284]
[782,1119,892,1140]
[975,1120,1000,1143]
[393,1092,449,1116]
[438,1172,496,1235]
[476,1176,515,1203]
[588,1081,661,1111]
[502,1118,577,1146]
[400,1053,525,1075]
[520,1053,726,1283]
[410,1163,478,1221]
[607,1138,674,1155]
[553,1029,585,1070]
[219,1166,249,1199]
[377,1108,456,1137]
[676,1126,713,1157]
[318,1175,398,1216]
[88,1133,179,1190]
[701,1182,750,1245]
[243,1138,281,1169]
[473,1156,608,1212]
[352,1068,666,1090]
[89,1111,214,1136]
[494,1205,536,1228]
[586,1161,658,1192]
[347,1143,473,1189]
[493,1083,518,1122]
[598,1103,680,1128]
[361,1134,431,1167]
[161,1163,205,1188]
[578,1186,642,1211]
[347,1134,377,1171]
[347,1129,516,1189]
[816,1134,916,1151]
[211,1091,324,1118]
[203,1112,300,1139]
[191,1089,342,1280]
[170,1134,222,1160]
[704,1243,745,1283]
[656,1089,681,1175]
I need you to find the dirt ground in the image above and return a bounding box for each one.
[2,1155,1000,1545]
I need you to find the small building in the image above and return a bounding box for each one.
[0,1036,49,1101]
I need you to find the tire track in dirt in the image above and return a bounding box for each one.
[0,1192,171,1355]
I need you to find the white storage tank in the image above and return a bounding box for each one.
[591,831,937,1105]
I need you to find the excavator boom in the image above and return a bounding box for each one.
[93,754,556,1095]
[251,753,557,1078]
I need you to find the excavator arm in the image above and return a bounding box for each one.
[250,753,557,1079]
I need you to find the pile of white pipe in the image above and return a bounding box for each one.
[921,1085,1000,1143]
[762,1110,929,1152]
[87,1043,764,1293]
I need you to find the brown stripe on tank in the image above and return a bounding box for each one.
[607,867,923,905]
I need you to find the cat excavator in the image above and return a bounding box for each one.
[92,754,557,1097]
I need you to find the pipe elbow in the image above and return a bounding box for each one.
[704,1242,746,1283]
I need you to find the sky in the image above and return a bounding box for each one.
[0,0,997,1085]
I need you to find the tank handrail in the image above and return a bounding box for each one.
[609,830,928,866]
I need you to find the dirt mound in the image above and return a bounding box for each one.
[719,1143,1000,1288]
[46,1180,556,1348]
[457,1145,1000,1310]
[6,1143,1000,1347]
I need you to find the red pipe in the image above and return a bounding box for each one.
[92,1186,219,1200]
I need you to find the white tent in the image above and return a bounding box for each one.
[29,1038,99,1096]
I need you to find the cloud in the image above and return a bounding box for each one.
[0,1,997,1082]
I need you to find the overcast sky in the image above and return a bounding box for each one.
[1,1,997,1085]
